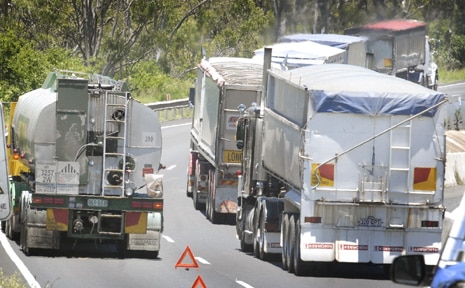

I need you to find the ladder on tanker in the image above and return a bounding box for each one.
[102,92,129,196]
[388,117,412,194]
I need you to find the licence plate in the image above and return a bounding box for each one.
[223,150,242,163]
[87,199,108,208]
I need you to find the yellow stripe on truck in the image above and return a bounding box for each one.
[125,212,148,234]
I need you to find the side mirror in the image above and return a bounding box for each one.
[391,255,427,286]
[188,87,195,107]
[235,117,246,149]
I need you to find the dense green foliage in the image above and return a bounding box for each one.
[0,0,464,103]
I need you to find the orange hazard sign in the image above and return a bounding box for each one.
[175,246,199,269]
[192,275,207,288]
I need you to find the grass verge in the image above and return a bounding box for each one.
[0,268,27,288]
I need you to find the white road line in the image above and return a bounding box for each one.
[0,232,41,288]
[165,164,176,171]
[194,257,210,265]
[162,235,175,243]
[235,279,254,288]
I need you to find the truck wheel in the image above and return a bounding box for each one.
[209,187,221,224]
[149,251,159,259]
[253,212,260,258]
[433,75,438,91]
[287,214,296,273]
[193,186,202,210]
[293,218,305,276]
[5,218,12,240]
[186,179,193,198]
[258,211,270,261]
[281,214,289,271]
[207,170,220,223]
[117,237,128,258]
[240,231,253,253]
[20,211,30,256]
[239,209,253,252]
[210,209,221,224]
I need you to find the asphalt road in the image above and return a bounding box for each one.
[0,119,402,288]
[1,81,465,288]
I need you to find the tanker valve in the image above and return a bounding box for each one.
[108,171,123,185]
[73,216,84,232]
[89,215,99,224]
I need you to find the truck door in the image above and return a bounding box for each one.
[0,103,11,221]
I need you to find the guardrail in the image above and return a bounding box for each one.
[147,98,191,121]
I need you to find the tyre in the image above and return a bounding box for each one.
[20,212,30,256]
[258,210,270,261]
[208,169,221,224]
[186,178,193,198]
[253,211,260,258]
[281,213,289,271]
[117,237,128,259]
[240,230,253,252]
[287,214,296,273]
[293,218,306,276]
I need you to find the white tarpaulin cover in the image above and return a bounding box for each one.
[252,41,346,68]
[277,33,367,49]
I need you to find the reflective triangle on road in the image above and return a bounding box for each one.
[191,275,207,288]
[175,245,199,269]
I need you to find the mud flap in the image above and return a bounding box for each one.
[25,208,60,250]
[127,212,162,252]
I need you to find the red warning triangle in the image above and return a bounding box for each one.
[191,275,207,288]
[175,246,199,269]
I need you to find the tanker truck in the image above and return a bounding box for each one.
[235,48,447,275]
[5,71,164,257]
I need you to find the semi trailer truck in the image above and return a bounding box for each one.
[345,19,438,90]
[235,48,448,275]
[186,57,263,224]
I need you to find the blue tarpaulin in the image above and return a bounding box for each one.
[269,64,446,116]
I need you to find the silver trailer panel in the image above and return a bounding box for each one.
[263,64,446,202]
[192,58,263,165]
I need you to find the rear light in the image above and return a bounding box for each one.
[32,197,65,205]
[13,149,20,160]
[421,220,439,227]
[131,201,163,210]
[32,197,42,204]
[304,216,321,224]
